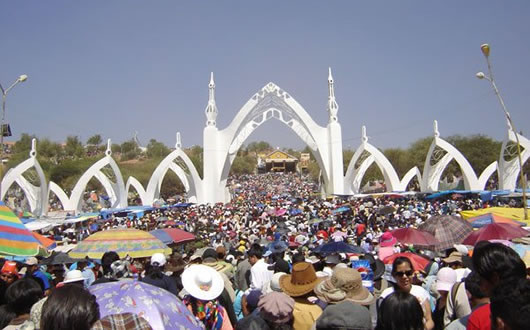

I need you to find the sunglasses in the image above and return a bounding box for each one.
[394,270,414,278]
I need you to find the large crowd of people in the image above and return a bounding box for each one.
[1,172,529,330]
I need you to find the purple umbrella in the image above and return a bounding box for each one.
[89,281,204,330]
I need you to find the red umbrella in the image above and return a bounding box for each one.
[462,223,530,246]
[383,252,430,271]
[391,228,440,247]
[149,228,196,245]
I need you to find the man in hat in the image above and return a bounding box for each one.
[24,257,51,294]
[279,262,323,330]
[1,261,19,287]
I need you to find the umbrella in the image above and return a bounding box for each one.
[42,251,78,265]
[308,218,323,225]
[377,205,396,215]
[332,206,351,214]
[313,241,364,255]
[89,281,203,330]
[383,252,430,271]
[0,202,49,257]
[462,223,530,246]
[466,213,525,228]
[149,228,196,245]
[418,215,473,251]
[32,232,57,250]
[69,229,171,259]
[391,228,440,247]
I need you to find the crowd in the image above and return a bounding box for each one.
[1,172,529,330]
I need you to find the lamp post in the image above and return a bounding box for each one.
[476,44,527,220]
[0,74,28,198]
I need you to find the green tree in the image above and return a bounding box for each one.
[146,139,170,158]
[247,141,272,154]
[64,136,84,158]
[11,133,35,155]
[87,134,102,147]
[184,145,203,179]
[120,139,139,161]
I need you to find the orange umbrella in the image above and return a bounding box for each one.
[383,252,430,271]
[32,232,56,249]
[466,213,525,228]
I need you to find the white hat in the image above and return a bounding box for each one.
[63,270,85,284]
[151,253,167,267]
[182,265,224,301]
[435,267,457,292]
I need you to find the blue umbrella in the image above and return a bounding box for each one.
[290,208,302,216]
[314,241,364,255]
[332,206,351,214]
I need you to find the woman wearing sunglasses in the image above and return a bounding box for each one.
[380,256,434,330]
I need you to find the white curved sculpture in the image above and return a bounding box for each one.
[144,133,202,205]
[46,140,126,214]
[344,127,402,194]
[422,121,483,191]
[202,70,344,203]
[125,176,147,205]
[398,167,423,191]
[498,126,530,190]
[1,139,48,217]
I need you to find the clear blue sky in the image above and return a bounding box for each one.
[1,1,529,150]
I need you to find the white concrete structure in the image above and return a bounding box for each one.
[2,71,528,212]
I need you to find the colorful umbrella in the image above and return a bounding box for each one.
[466,213,525,228]
[313,241,364,255]
[149,228,196,245]
[89,281,204,330]
[418,215,473,251]
[391,228,440,247]
[383,252,430,271]
[462,223,530,246]
[32,232,57,250]
[69,229,171,259]
[0,202,48,257]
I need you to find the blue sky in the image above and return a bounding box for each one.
[1,1,529,150]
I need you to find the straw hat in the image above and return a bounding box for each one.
[182,265,224,301]
[279,262,322,297]
[314,268,374,305]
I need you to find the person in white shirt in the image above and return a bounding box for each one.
[248,243,273,292]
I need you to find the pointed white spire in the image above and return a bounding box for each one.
[205,72,218,127]
[361,126,368,143]
[106,139,112,156]
[176,132,182,149]
[327,67,339,123]
[30,138,37,158]
[433,120,440,137]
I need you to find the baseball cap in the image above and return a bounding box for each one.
[25,257,38,266]
[436,267,457,292]
[150,253,167,267]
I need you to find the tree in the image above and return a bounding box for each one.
[11,133,35,155]
[247,141,272,154]
[37,138,63,163]
[146,139,170,158]
[64,136,84,158]
[184,145,203,179]
[87,134,102,147]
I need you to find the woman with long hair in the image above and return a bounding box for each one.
[376,291,424,330]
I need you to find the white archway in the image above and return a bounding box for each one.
[1,139,48,217]
[422,121,482,191]
[498,127,530,190]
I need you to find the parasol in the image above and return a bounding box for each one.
[391,228,440,247]
[466,213,525,228]
[377,205,396,215]
[462,223,530,246]
[0,202,49,257]
[313,241,364,255]
[418,215,473,251]
[149,228,196,245]
[69,229,171,259]
[32,232,57,250]
[383,252,430,271]
[89,281,204,330]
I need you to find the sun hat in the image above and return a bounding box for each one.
[314,268,374,305]
[182,264,224,301]
[25,257,39,266]
[91,313,153,330]
[279,262,322,297]
[435,267,457,292]
[315,300,371,330]
[150,253,166,267]
[442,251,463,264]
[258,292,295,324]
[1,261,18,275]
[63,270,85,284]
[379,232,397,247]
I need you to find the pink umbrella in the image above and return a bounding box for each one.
[391,228,440,247]
[462,223,530,246]
[276,209,287,216]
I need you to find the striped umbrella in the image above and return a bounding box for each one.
[0,202,49,257]
[149,228,195,245]
[69,229,171,259]
[418,215,473,251]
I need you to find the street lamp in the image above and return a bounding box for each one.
[0,74,28,196]
[476,43,527,220]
